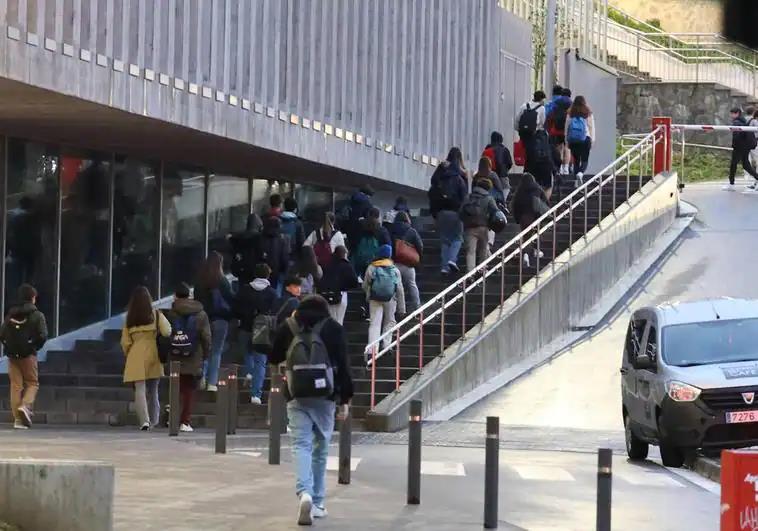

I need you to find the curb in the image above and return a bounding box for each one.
[691,456,721,483]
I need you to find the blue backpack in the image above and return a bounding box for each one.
[370,266,398,302]
[169,314,198,358]
[280,217,298,254]
[567,116,588,144]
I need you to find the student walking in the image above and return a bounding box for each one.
[461,178,499,272]
[289,246,323,296]
[482,131,514,192]
[165,282,211,432]
[725,107,758,191]
[270,295,354,526]
[566,95,596,185]
[747,108,758,186]
[382,196,411,225]
[545,85,573,175]
[304,212,347,266]
[0,284,48,429]
[511,173,550,268]
[256,215,290,296]
[351,207,391,280]
[318,246,359,325]
[276,275,303,326]
[229,213,264,284]
[121,286,171,430]
[194,251,235,391]
[429,147,468,275]
[388,212,423,313]
[364,244,406,354]
[343,186,375,250]
[281,197,306,259]
[515,90,547,169]
[234,264,278,405]
[265,194,283,219]
[474,156,509,206]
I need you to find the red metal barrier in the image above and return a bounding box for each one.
[721,449,758,530]
[652,116,672,174]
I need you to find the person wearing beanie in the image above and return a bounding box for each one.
[363,243,406,355]
[460,177,500,272]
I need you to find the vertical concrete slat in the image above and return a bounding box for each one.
[180,0,189,82]
[71,0,80,48]
[295,0,305,113]
[136,0,144,67]
[465,0,476,159]
[104,0,113,58]
[338,0,348,124]
[222,0,230,94]
[235,0,244,94]
[248,0,259,101]
[283,0,294,111]
[357,0,369,131]
[209,0,218,88]
[121,0,129,65]
[18,0,27,32]
[318,0,330,119]
[327,0,338,120]
[167,0,175,78]
[406,0,417,153]
[305,0,318,116]
[271,0,282,108]
[388,0,398,144]
[36,0,46,40]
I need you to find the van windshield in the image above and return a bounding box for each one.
[662,318,758,367]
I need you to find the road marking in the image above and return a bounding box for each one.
[326,456,361,472]
[235,451,262,458]
[511,465,575,482]
[420,461,466,476]
[615,466,684,487]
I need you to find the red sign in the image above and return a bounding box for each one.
[722,450,758,530]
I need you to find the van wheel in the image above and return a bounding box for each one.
[625,415,649,460]
[660,443,685,468]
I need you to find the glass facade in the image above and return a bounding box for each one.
[0,137,349,339]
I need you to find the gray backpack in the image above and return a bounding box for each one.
[285,317,334,399]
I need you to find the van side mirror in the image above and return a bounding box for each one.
[635,354,656,371]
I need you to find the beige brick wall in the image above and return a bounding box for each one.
[613,0,723,34]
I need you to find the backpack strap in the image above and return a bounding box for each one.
[286,316,300,337]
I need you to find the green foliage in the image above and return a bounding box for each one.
[616,138,732,183]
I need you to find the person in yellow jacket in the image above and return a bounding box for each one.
[121,285,171,430]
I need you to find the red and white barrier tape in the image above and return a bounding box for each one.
[672,124,758,133]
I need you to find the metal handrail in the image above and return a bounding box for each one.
[365,127,665,410]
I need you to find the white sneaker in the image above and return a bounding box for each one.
[17,405,32,427]
[311,505,328,519]
[250,396,262,405]
[179,423,194,432]
[723,183,737,191]
[297,492,313,526]
[522,253,531,268]
[206,384,218,392]
[140,422,151,431]
[534,249,544,259]
[13,420,28,430]
[744,183,758,193]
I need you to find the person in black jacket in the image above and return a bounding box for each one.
[269,295,353,524]
[343,186,375,250]
[388,212,423,312]
[318,245,359,325]
[429,147,468,274]
[281,197,306,259]
[510,173,549,268]
[256,215,290,297]
[483,131,513,185]
[228,213,263,284]
[235,263,279,404]
[275,275,303,326]
[726,106,758,190]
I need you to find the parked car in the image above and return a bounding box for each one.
[621,298,758,467]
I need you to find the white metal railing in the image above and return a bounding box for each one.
[365,127,666,409]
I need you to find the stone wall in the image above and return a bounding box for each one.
[613,0,722,34]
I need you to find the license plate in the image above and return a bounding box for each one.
[726,410,758,424]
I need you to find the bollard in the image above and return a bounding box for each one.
[407,399,422,505]
[596,448,612,531]
[338,406,352,485]
[484,416,500,529]
[215,369,229,454]
[168,361,181,437]
[268,371,285,465]
[227,365,238,435]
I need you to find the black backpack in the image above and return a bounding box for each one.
[531,130,552,165]
[519,103,543,138]
[284,318,334,399]
[168,314,199,358]
[1,315,36,358]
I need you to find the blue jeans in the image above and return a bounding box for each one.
[288,399,336,507]
[436,210,463,271]
[238,331,268,400]
[203,319,229,386]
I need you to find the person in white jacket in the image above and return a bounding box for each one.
[564,95,596,185]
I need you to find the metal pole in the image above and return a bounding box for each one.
[370,345,377,409]
[680,129,686,184]
[395,329,401,390]
[517,235,523,290]
[168,360,181,436]
[583,186,588,239]
[484,416,500,529]
[596,448,613,531]
[227,365,238,435]
[545,0,557,88]
[481,269,486,321]
[440,296,446,354]
[215,368,229,454]
[268,371,284,465]
[568,195,573,253]
[338,407,352,485]
[407,399,422,505]
[461,278,467,339]
[418,310,424,372]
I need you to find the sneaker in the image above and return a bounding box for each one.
[206,384,218,392]
[440,268,450,275]
[448,261,460,273]
[198,377,207,390]
[575,172,584,186]
[522,253,531,268]
[534,249,544,259]
[13,420,28,430]
[723,183,737,191]
[311,505,328,519]
[297,492,313,526]
[744,183,758,193]
[179,423,194,433]
[250,396,262,405]
[17,406,32,427]
[140,422,151,431]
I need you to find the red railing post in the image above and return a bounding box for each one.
[652,116,672,174]
[370,345,377,409]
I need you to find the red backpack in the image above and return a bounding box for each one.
[482,146,497,173]
[313,232,333,267]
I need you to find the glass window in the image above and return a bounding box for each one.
[252,179,292,218]
[293,183,333,235]
[111,157,160,313]
[4,139,59,333]
[208,175,250,268]
[161,166,206,296]
[59,152,112,333]
[662,318,758,367]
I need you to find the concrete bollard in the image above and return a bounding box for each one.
[215,369,229,454]
[407,399,422,505]
[338,406,352,485]
[168,360,181,436]
[227,365,238,435]
[484,416,500,529]
[596,448,612,531]
[268,371,285,465]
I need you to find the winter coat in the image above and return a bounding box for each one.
[511,182,550,228]
[357,219,392,247]
[364,258,406,314]
[234,278,279,333]
[733,115,750,150]
[461,185,499,229]
[483,143,514,180]
[0,302,48,357]
[319,257,360,294]
[474,170,510,205]
[275,292,300,327]
[257,216,290,277]
[280,211,306,255]
[270,296,354,405]
[429,162,468,216]
[121,311,171,383]
[229,230,262,284]
[194,275,235,322]
[388,219,424,256]
[165,299,211,376]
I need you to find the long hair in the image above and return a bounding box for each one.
[198,251,224,290]
[364,206,381,232]
[125,286,155,328]
[295,246,320,277]
[321,212,335,240]
[569,96,591,118]
[446,147,466,171]
[475,156,493,180]
[511,173,540,209]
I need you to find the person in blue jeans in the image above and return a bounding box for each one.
[429,147,468,274]
[270,295,354,526]
[193,251,235,391]
[234,263,278,404]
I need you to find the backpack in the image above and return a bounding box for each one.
[518,103,542,138]
[1,315,36,358]
[313,232,333,267]
[251,312,276,349]
[280,217,298,254]
[429,169,463,211]
[460,194,486,226]
[488,209,508,233]
[482,146,498,172]
[353,235,379,275]
[566,116,588,144]
[369,265,398,302]
[168,314,198,358]
[745,128,758,150]
[547,100,570,136]
[531,130,552,165]
[285,317,333,399]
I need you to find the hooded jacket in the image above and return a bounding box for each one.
[388,218,423,256]
[257,216,290,277]
[165,298,212,376]
[229,229,263,284]
[511,181,549,227]
[319,257,360,294]
[194,275,235,321]
[234,278,279,335]
[364,258,406,313]
[280,210,306,254]
[429,162,468,216]
[461,185,499,229]
[0,302,48,357]
[270,296,354,405]
[483,143,514,180]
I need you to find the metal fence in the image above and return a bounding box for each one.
[366,127,665,410]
